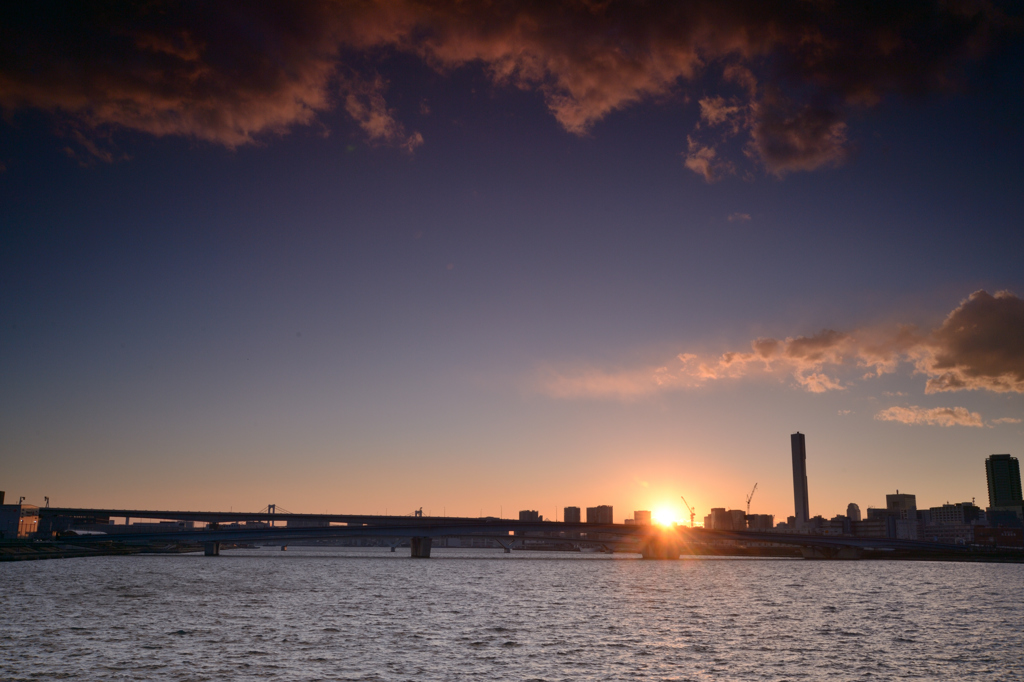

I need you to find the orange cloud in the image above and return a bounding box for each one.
[874,405,984,427]
[540,290,1024,398]
[341,74,423,152]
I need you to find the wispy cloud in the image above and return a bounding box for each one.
[541,290,1024,399]
[727,212,751,222]
[874,405,984,428]
[0,2,1006,168]
[991,417,1022,425]
[341,74,423,152]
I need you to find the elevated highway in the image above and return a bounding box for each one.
[43,508,979,559]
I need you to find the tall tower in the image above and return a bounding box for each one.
[791,432,810,528]
[986,454,1022,507]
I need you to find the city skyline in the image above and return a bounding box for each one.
[1,3,1022,521]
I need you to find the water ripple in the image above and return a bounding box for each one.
[1,549,1022,680]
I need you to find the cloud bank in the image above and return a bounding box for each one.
[0,1,1010,169]
[874,405,984,427]
[543,290,1024,399]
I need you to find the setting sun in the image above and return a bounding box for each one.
[651,508,678,527]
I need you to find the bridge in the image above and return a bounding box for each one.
[39,507,978,559]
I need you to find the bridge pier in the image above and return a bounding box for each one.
[801,546,862,560]
[410,536,432,558]
[640,536,681,560]
[203,541,220,556]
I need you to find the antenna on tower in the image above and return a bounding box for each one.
[746,482,758,515]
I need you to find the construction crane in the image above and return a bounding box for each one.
[746,482,758,515]
[680,496,696,528]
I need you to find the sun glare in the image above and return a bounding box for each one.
[652,508,677,526]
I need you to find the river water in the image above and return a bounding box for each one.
[2,547,1021,681]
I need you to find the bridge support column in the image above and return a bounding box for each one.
[410,536,432,558]
[203,541,220,556]
[641,537,681,560]
[801,546,862,560]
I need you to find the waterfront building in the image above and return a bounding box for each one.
[563,506,581,524]
[852,518,889,538]
[846,503,861,522]
[518,510,541,522]
[633,510,652,525]
[746,514,774,531]
[922,524,975,545]
[985,454,1022,507]
[828,515,852,535]
[791,432,810,528]
[0,502,39,539]
[927,502,982,526]
[974,526,1024,548]
[586,505,613,524]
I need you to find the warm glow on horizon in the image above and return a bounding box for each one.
[652,508,679,527]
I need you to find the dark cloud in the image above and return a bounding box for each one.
[0,2,344,148]
[926,290,1024,393]
[0,1,1012,168]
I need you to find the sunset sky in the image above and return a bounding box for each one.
[2,2,1022,523]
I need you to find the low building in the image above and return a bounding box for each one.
[974,526,1023,548]
[927,502,983,526]
[563,506,581,524]
[0,503,39,539]
[852,518,890,538]
[826,515,851,535]
[705,508,747,531]
[518,510,541,522]
[633,510,652,525]
[746,514,774,531]
[922,524,974,545]
[895,518,920,540]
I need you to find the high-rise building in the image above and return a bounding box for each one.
[791,432,810,528]
[886,492,917,519]
[586,505,613,524]
[847,503,861,522]
[633,510,652,525]
[986,454,1022,507]
[886,491,919,540]
[563,506,581,524]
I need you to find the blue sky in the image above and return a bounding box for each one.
[1,2,1022,521]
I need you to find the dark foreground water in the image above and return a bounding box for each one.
[2,548,1022,681]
